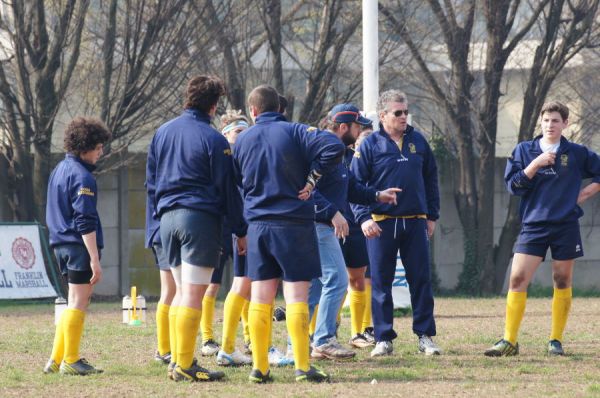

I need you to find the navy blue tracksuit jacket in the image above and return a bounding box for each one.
[146,109,246,237]
[47,154,103,249]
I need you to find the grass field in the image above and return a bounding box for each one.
[2,297,600,397]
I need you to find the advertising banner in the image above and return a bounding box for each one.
[0,225,58,299]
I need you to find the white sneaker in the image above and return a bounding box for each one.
[268,346,294,366]
[418,335,441,355]
[201,339,220,356]
[216,349,252,366]
[370,341,393,357]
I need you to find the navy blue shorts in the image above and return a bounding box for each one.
[341,229,371,278]
[514,221,583,261]
[54,244,94,275]
[211,250,229,284]
[160,208,222,269]
[247,220,321,282]
[233,237,247,277]
[152,242,170,271]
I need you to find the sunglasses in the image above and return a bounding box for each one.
[389,109,409,117]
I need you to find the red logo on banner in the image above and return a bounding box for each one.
[12,237,36,270]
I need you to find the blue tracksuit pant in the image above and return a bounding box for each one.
[366,217,436,341]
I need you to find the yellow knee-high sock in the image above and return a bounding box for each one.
[268,303,274,347]
[504,291,527,345]
[242,300,250,344]
[286,302,309,372]
[362,283,372,331]
[222,292,246,353]
[201,295,216,343]
[550,287,572,341]
[50,311,66,363]
[176,306,201,369]
[249,302,271,374]
[168,306,178,363]
[156,303,171,356]
[63,308,85,364]
[349,289,366,336]
[309,304,319,336]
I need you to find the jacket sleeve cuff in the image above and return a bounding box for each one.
[357,214,372,225]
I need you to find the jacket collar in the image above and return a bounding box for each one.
[183,108,212,124]
[256,112,286,123]
[530,134,570,154]
[66,153,96,172]
[377,123,414,142]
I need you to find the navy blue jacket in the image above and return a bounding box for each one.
[233,112,345,222]
[146,109,246,237]
[314,147,377,224]
[46,154,103,248]
[505,135,600,224]
[351,125,440,225]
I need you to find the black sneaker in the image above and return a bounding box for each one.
[548,339,565,356]
[363,327,375,344]
[248,368,273,383]
[295,365,330,383]
[167,362,176,380]
[43,359,60,374]
[484,339,519,357]
[154,351,171,365]
[173,363,225,382]
[59,358,103,375]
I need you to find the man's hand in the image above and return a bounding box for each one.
[533,152,557,168]
[331,211,349,239]
[524,152,556,179]
[427,220,436,238]
[577,182,600,205]
[298,169,322,200]
[89,259,103,285]
[236,236,247,255]
[376,188,402,205]
[298,182,314,200]
[361,219,381,238]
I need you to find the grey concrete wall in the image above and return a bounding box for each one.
[91,156,600,296]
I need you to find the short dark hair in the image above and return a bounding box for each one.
[248,85,280,114]
[184,75,226,113]
[540,101,569,121]
[278,95,288,114]
[64,117,111,155]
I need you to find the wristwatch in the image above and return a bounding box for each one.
[375,191,381,200]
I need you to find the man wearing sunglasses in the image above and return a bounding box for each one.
[351,90,441,357]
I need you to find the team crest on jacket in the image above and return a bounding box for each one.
[409,143,416,153]
[307,126,317,133]
[561,154,568,167]
[354,151,361,158]
[223,148,232,156]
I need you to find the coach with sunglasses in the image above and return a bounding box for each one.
[351,90,441,357]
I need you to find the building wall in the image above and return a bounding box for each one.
[88,155,600,297]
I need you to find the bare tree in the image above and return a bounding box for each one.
[0,0,89,221]
[82,0,203,163]
[296,0,362,124]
